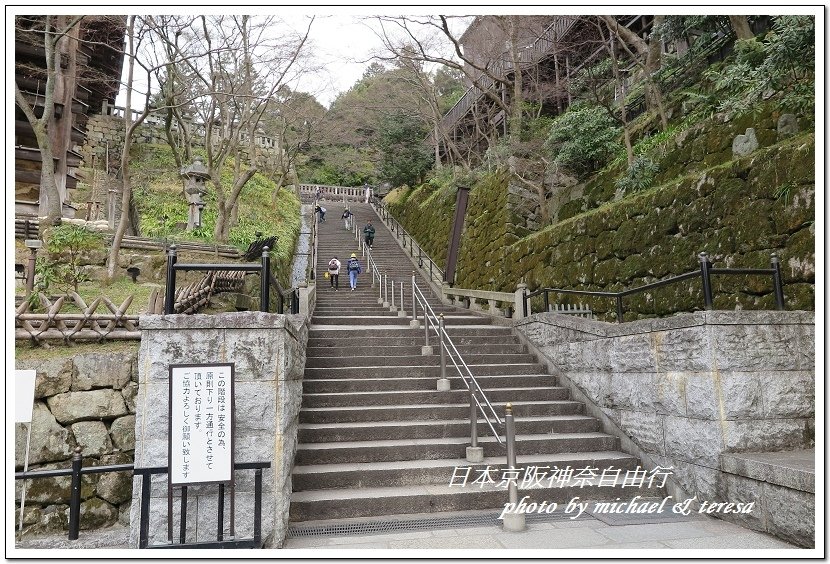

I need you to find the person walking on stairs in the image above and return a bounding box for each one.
[347,253,362,291]
[327,256,341,290]
[363,221,375,249]
[342,208,353,230]
[315,204,326,222]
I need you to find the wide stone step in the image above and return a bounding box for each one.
[307,335,521,348]
[301,385,569,408]
[312,315,491,326]
[298,401,585,424]
[308,326,514,339]
[292,451,640,491]
[297,415,599,443]
[293,432,621,465]
[302,374,556,393]
[289,478,663,521]
[303,363,545,380]
[305,353,536,369]
[306,344,527,357]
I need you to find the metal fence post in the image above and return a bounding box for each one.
[67,447,83,540]
[699,252,713,310]
[399,281,405,316]
[543,290,549,313]
[383,274,389,307]
[771,253,785,310]
[437,314,450,391]
[615,295,624,323]
[164,245,178,314]
[411,273,417,321]
[502,404,526,531]
[260,247,270,312]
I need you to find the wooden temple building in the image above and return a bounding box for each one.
[14,15,126,218]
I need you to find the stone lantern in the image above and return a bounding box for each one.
[180,158,211,230]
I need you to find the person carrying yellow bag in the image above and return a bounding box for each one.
[327,256,341,290]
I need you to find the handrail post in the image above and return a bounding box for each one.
[410,273,419,326]
[398,281,406,317]
[699,251,713,310]
[502,404,526,531]
[543,290,549,313]
[390,279,396,311]
[771,253,785,310]
[466,388,484,462]
[260,247,270,312]
[383,274,389,307]
[437,314,450,391]
[615,295,624,323]
[164,245,178,314]
[67,447,82,540]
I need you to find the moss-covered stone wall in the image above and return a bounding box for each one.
[508,133,814,319]
[386,185,455,267]
[387,131,814,319]
[456,171,511,290]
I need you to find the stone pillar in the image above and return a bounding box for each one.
[128,312,307,548]
[514,283,527,319]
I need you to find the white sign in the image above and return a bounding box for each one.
[169,364,234,485]
[15,370,37,423]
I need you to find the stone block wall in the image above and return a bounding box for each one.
[515,310,815,542]
[14,347,140,535]
[129,312,307,548]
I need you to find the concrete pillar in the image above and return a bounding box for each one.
[514,283,528,319]
[129,313,306,548]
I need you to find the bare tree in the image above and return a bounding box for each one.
[14,15,85,227]
[170,15,314,242]
[600,15,668,131]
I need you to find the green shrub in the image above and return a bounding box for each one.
[38,224,105,294]
[544,105,622,178]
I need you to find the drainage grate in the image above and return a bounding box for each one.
[286,510,589,539]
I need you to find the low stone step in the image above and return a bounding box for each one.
[305,353,536,369]
[298,401,585,424]
[294,432,621,465]
[307,335,520,348]
[306,344,527,357]
[292,451,640,491]
[301,385,569,408]
[303,363,545,380]
[289,478,663,521]
[301,374,556,393]
[297,415,599,443]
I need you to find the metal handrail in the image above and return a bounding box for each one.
[524,252,785,321]
[412,279,504,444]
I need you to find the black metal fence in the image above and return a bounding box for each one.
[14,447,270,548]
[524,252,785,322]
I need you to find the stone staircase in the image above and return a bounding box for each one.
[289,202,661,523]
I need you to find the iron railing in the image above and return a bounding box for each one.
[163,245,272,315]
[524,252,786,321]
[14,447,270,548]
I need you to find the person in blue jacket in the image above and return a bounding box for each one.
[346,253,362,291]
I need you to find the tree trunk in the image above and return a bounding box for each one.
[728,16,755,40]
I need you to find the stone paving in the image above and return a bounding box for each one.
[282,513,800,553]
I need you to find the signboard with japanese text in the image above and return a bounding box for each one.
[168,363,234,485]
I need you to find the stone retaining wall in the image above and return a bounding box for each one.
[128,312,308,548]
[14,347,140,535]
[515,310,815,544]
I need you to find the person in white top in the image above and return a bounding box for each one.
[328,256,341,290]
